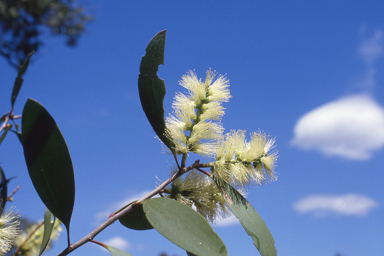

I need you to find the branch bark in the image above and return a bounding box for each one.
[56,161,200,256]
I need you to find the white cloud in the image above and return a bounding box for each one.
[358,29,383,65]
[213,214,239,227]
[293,194,379,217]
[357,28,383,90]
[102,236,130,251]
[94,190,151,223]
[291,94,384,160]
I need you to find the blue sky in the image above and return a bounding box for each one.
[1,1,384,256]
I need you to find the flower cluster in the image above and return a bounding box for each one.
[166,69,231,157]
[165,170,229,223]
[164,69,278,222]
[213,130,278,188]
[0,208,20,256]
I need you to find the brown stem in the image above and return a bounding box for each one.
[90,239,105,247]
[0,115,10,133]
[14,221,44,256]
[196,167,211,176]
[174,154,181,170]
[0,109,21,133]
[198,162,213,168]
[7,185,21,201]
[181,153,188,169]
[56,162,200,256]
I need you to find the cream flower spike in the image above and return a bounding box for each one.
[165,69,231,157]
[212,130,278,188]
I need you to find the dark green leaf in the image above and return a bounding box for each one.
[213,177,277,256]
[0,166,8,213]
[11,52,34,107]
[119,202,153,230]
[143,197,227,256]
[186,252,198,256]
[93,241,134,256]
[22,98,75,239]
[138,30,175,154]
[39,208,56,256]
[0,124,11,145]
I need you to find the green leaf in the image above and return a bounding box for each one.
[39,208,56,256]
[213,177,277,256]
[138,30,175,154]
[104,246,134,256]
[11,52,34,107]
[119,202,153,230]
[93,241,134,256]
[0,166,8,213]
[22,98,75,239]
[142,197,227,256]
[0,124,11,145]
[186,252,198,256]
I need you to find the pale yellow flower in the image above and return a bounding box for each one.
[166,69,231,157]
[0,208,20,255]
[213,130,278,188]
[166,170,229,223]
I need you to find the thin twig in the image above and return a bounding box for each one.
[56,161,200,256]
[197,162,213,168]
[0,115,10,133]
[181,153,188,168]
[196,167,211,177]
[7,185,21,201]
[10,115,21,120]
[0,110,21,133]
[14,221,44,256]
[90,239,105,247]
[173,154,180,170]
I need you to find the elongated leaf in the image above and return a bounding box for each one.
[138,30,175,154]
[93,241,134,256]
[39,208,56,256]
[12,52,34,107]
[22,99,75,237]
[119,202,153,230]
[213,177,277,256]
[142,198,227,256]
[0,124,11,145]
[0,166,8,213]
